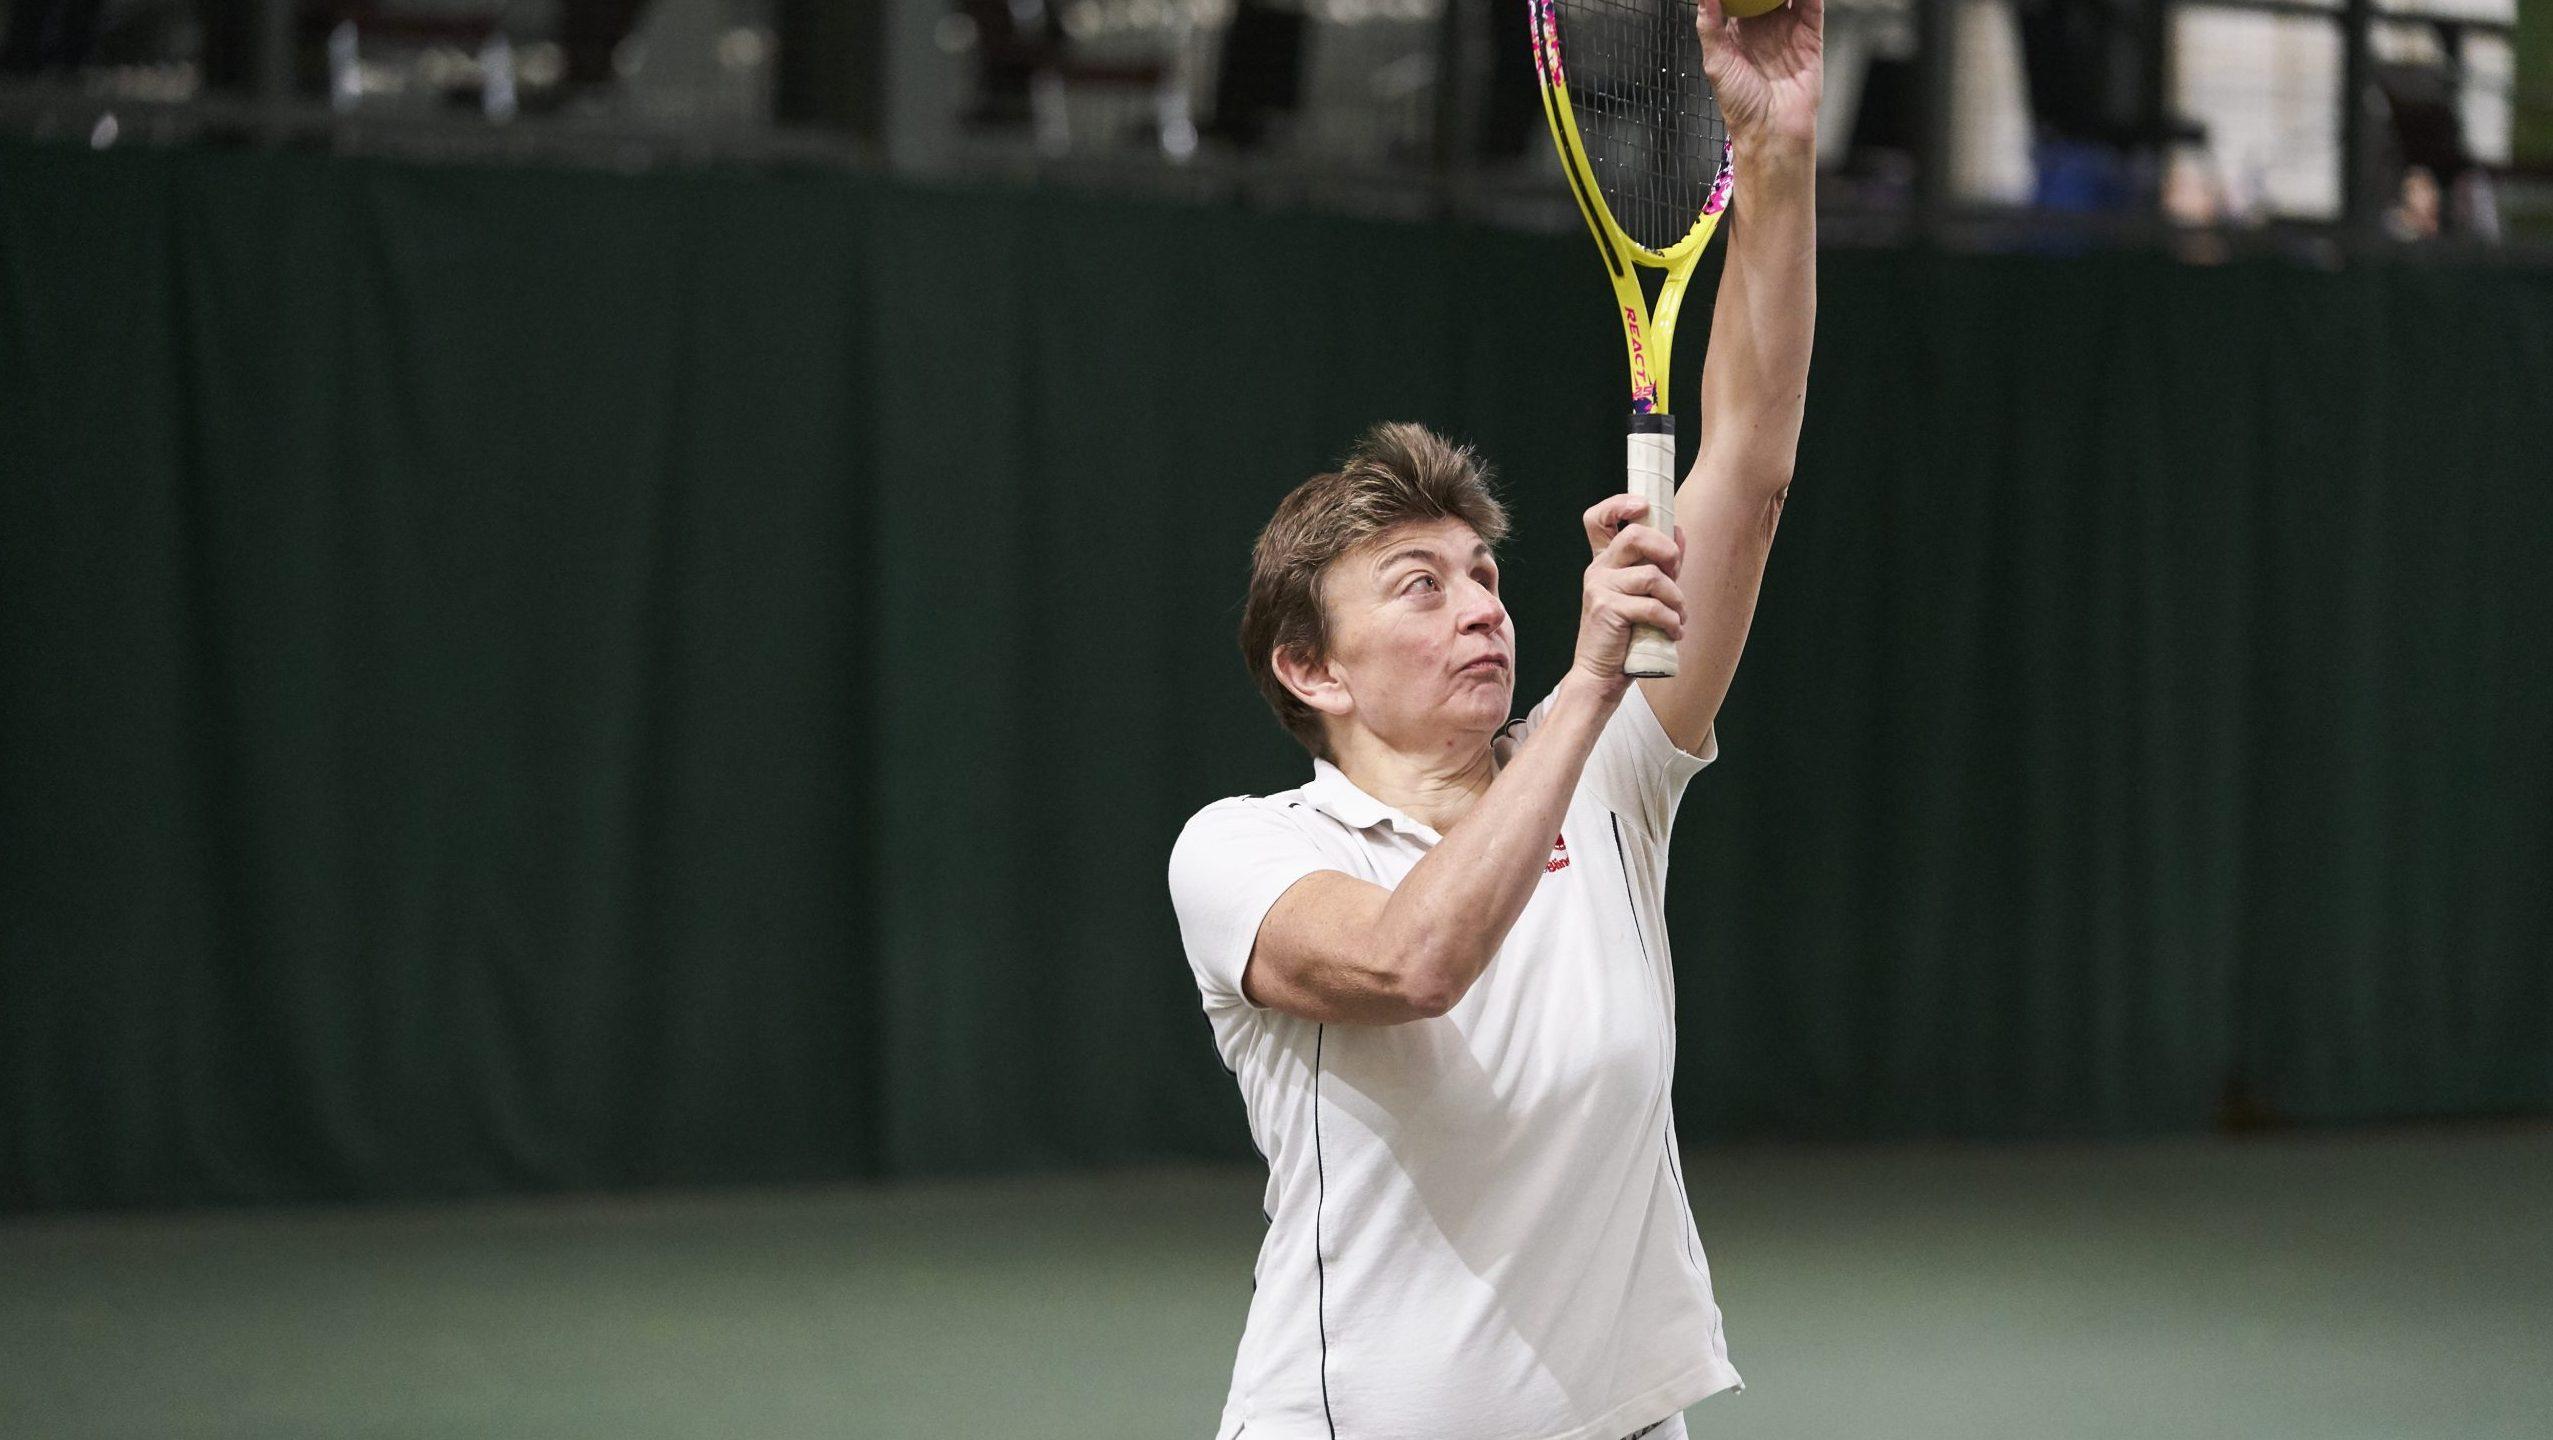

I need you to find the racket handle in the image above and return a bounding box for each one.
[1624,415,1679,679]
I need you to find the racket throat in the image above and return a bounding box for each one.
[1619,264,1692,413]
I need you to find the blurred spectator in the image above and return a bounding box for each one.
[960,0,1063,127]
[2161,134,2233,262]
[1204,0,1308,150]
[562,0,650,99]
[2387,164,2442,241]
[2034,136,2137,214]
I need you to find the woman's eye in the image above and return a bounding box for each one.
[1406,574,1439,594]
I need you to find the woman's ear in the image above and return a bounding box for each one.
[1272,645,1352,720]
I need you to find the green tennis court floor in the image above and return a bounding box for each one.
[5,1122,2547,1439]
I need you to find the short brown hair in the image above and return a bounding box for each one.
[1240,422,1510,757]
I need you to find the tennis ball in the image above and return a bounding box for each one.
[1717,0,1790,17]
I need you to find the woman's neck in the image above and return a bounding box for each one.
[1326,725,1503,834]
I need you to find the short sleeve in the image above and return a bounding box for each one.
[1167,799,1342,1011]
[1511,683,1716,845]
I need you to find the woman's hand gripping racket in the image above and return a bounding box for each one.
[1529,0,1740,678]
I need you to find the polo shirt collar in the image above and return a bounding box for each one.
[1305,759,1442,843]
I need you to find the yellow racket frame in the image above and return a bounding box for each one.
[1529,0,1734,416]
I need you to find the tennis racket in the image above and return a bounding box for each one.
[1529,0,1734,679]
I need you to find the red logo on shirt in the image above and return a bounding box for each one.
[1545,832,1570,874]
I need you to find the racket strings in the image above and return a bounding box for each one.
[1548,0,1728,255]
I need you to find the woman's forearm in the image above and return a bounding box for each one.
[1373,672,1623,1013]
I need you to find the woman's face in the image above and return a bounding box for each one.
[1315,517,1516,754]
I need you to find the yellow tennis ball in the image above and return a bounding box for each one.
[1718,0,1789,16]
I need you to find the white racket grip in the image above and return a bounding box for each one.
[1624,424,1679,679]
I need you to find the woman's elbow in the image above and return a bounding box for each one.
[1392,982,1460,1022]
[1379,948,1473,1022]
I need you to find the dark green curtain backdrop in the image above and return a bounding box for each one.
[2,140,2547,1210]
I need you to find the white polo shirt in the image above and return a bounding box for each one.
[1167,685,1743,1440]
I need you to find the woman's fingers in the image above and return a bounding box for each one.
[1587,565,1686,625]
[1586,497,1682,574]
[1614,597,1686,641]
[1575,496,1690,676]
[1581,493,1651,554]
[1594,562,1680,603]
[1603,522,1684,576]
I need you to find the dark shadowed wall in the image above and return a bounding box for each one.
[3,139,2547,1209]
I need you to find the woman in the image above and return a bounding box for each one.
[1168,5,1820,1436]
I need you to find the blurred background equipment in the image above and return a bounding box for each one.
[0,0,2539,241]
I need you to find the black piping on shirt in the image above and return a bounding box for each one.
[1611,813,1707,1278]
[1313,1023,1338,1438]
